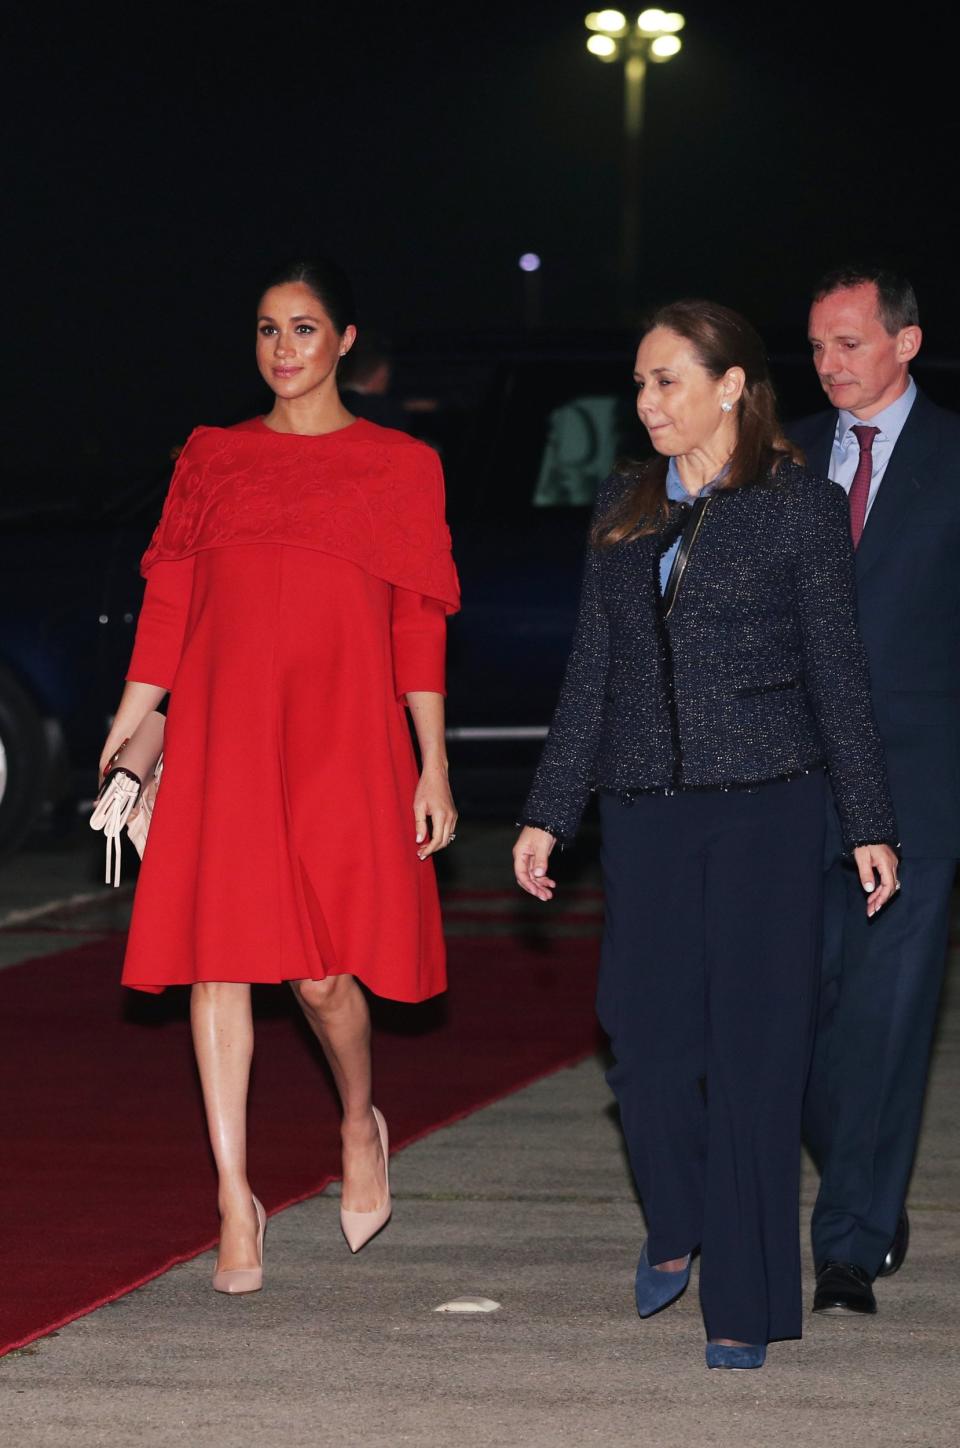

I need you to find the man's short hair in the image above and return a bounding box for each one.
[340,330,392,388]
[812,265,920,335]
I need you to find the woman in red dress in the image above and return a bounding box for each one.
[100,259,459,1291]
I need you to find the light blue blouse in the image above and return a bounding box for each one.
[659,457,716,594]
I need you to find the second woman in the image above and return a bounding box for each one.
[514,300,898,1369]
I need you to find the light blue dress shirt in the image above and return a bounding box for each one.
[658,457,715,594]
[829,377,917,518]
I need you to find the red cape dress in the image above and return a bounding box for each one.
[120,417,460,1000]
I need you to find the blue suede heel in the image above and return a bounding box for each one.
[634,1240,691,1318]
[705,1342,766,1370]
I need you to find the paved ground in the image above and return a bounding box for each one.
[1,821,957,1447]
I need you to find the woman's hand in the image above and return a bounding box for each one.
[513,826,558,902]
[98,681,167,780]
[414,763,458,859]
[853,844,900,918]
[98,727,129,782]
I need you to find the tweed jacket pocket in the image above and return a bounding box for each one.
[731,658,803,699]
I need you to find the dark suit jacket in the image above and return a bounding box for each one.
[521,461,896,852]
[790,389,960,859]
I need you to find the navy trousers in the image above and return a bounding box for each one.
[804,817,955,1275]
[596,774,826,1344]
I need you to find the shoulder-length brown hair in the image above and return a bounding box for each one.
[593,299,801,547]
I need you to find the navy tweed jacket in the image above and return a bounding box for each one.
[521,460,897,853]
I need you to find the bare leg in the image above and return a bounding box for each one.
[291,975,386,1213]
[190,982,259,1271]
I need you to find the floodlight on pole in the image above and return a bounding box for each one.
[650,34,682,59]
[583,8,686,321]
[585,9,628,33]
[587,33,619,59]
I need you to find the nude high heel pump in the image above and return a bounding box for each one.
[212,1195,266,1294]
[340,1107,392,1253]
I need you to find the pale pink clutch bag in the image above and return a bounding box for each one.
[89,711,165,886]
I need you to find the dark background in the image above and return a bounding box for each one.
[7,0,957,477]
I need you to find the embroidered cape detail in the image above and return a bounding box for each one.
[140,420,461,612]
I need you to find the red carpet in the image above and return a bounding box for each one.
[0,931,600,1356]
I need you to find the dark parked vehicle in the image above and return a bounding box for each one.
[2,337,958,854]
[0,470,160,853]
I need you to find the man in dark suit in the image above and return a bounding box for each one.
[792,266,960,1315]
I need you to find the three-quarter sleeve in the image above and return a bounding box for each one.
[519,535,611,842]
[795,481,897,851]
[391,584,447,697]
[126,556,196,691]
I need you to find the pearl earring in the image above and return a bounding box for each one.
[721,401,733,413]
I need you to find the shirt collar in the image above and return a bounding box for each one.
[666,456,719,501]
[837,375,917,447]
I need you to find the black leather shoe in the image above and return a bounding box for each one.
[813,1261,877,1314]
[876,1210,909,1278]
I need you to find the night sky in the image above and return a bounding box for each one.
[9,1,958,475]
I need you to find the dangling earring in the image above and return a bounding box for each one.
[721,401,733,413]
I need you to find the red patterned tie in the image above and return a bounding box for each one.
[848,424,880,548]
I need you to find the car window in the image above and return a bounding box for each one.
[476,359,642,519]
[533,394,622,507]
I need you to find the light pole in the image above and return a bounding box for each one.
[518,252,543,330]
[584,9,685,323]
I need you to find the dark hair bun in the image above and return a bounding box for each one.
[259,258,357,334]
